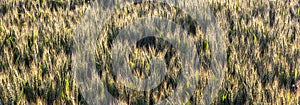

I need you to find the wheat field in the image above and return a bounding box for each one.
[0,0,299,104]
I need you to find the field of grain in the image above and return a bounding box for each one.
[0,0,299,104]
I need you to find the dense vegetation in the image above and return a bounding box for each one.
[0,0,299,104]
